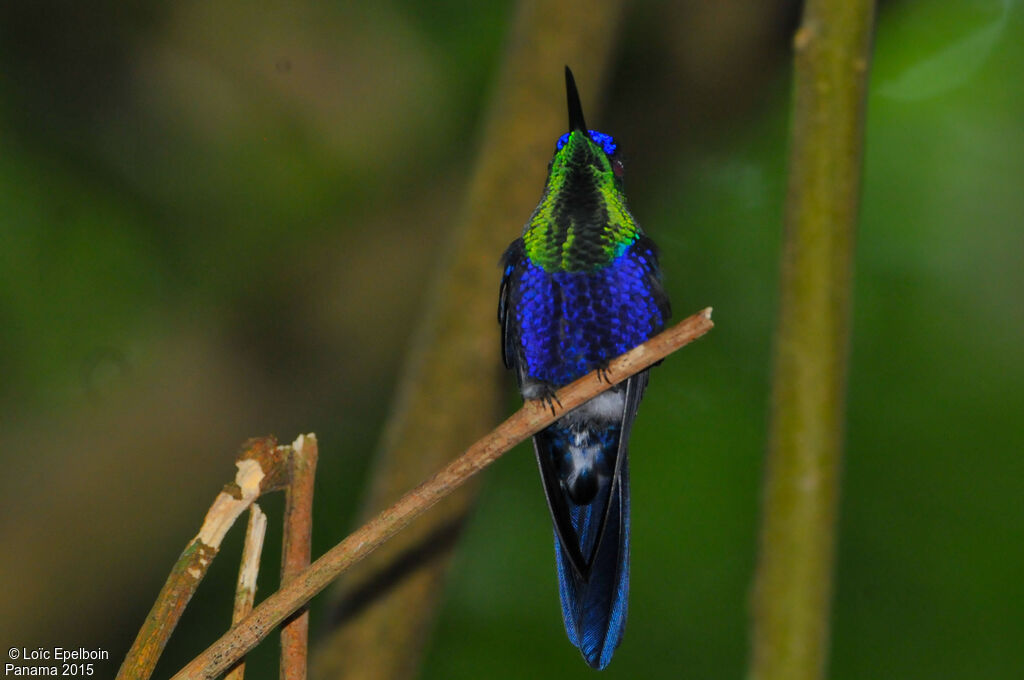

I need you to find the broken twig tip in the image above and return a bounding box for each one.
[292,432,317,451]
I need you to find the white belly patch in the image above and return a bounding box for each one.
[562,390,625,425]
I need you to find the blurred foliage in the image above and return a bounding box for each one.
[0,1,1021,679]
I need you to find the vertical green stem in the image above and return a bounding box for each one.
[751,2,875,680]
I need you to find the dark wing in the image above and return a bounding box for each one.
[635,233,671,323]
[498,238,525,370]
[583,371,646,574]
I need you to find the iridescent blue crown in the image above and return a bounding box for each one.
[555,130,617,156]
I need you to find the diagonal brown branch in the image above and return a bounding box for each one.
[170,308,713,680]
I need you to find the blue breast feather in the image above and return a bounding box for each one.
[514,245,665,386]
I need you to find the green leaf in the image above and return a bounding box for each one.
[878,0,1009,100]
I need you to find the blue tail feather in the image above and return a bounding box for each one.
[554,453,630,669]
[533,374,647,669]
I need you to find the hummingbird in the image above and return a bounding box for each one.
[498,67,670,669]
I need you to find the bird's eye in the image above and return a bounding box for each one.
[612,159,625,178]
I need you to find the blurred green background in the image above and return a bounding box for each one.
[1,1,1021,678]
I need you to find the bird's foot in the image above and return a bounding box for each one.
[594,360,613,384]
[531,383,563,417]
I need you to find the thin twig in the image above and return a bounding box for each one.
[750,1,875,679]
[281,434,318,680]
[170,308,713,680]
[225,504,268,680]
[115,438,291,680]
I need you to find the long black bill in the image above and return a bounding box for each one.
[565,66,587,133]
